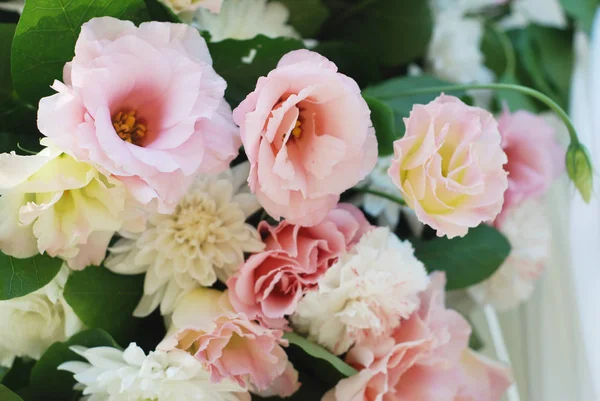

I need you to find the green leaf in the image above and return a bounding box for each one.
[481,24,510,79]
[208,35,305,106]
[144,0,182,22]
[560,0,599,33]
[0,253,62,301]
[312,41,382,88]
[0,384,23,401]
[412,224,511,291]
[324,0,432,67]
[27,329,118,401]
[363,95,396,156]
[363,75,464,137]
[0,23,15,104]
[63,266,144,344]
[1,358,35,393]
[11,0,150,106]
[497,73,538,112]
[284,332,357,377]
[273,0,329,37]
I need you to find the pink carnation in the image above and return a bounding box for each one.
[227,204,371,329]
[159,288,299,396]
[388,95,508,238]
[497,109,563,211]
[38,17,240,213]
[323,273,512,401]
[233,50,378,226]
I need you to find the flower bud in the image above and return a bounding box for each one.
[566,142,593,203]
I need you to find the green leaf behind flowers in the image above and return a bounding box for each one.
[273,0,329,37]
[0,253,63,301]
[63,266,144,345]
[0,384,23,401]
[412,224,511,291]
[284,332,357,377]
[208,35,305,106]
[11,0,150,106]
[363,75,464,138]
[323,0,432,67]
[363,95,396,156]
[27,329,119,401]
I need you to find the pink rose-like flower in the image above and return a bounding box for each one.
[38,17,240,213]
[388,95,508,238]
[159,288,299,397]
[233,50,378,226]
[497,109,563,211]
[228,203,371,329]
[323,273,512,401]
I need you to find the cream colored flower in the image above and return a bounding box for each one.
[105,163,264,317]
[0,266,83,367]
[59,343,249,401]
[0,147,129,270]
[291,227,429,355]
[468,199,551,310]
[182,0,299,42]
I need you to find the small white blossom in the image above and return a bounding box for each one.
[427,11,495,85]
[501,0,567,29]
[0,0,24,13]
[105,163,264,317]
[59,343,249,401]
[468,199,551,310]
[291,227,429,355]
[183,0,299,42]
[0,266,83,367]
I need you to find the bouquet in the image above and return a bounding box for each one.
[0,0,593,400]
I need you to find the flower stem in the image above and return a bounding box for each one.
[388,83,580,146]
[355,187,407,206]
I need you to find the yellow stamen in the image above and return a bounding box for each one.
[112,110,147,146]
[291,120,302,138]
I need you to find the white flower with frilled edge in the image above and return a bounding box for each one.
[161,0,223,14]
[0,265,83,367]
[181,0,299,42]
[0,147,136,270]
[105,162,264,317]
[0,0,24,13]
[291,227,429,355]
[59,343,250,401]
[468,199,551,310]
[501,0,567,29]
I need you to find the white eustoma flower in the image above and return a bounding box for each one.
[0,266,83,367]
[468,199,551,310]
[291,227,429,355]
[59,343,250,401]
[427,11,495,84]
[431,0,507,15]
[0,147,130,270]
[501,0,567,29]
[182,0,299,42]
[0,0,23,13]
[360,155,424,234]
[105,163,264,317]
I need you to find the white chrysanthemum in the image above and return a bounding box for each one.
[468,199,551,311]
[59,343,249,401]
[501,0,567,29]
[291,227,429,355]
[427,11,495,85]
[0,266,83,367]
[360,155,424,234]
[0,147,133,270]
[105,163,264,317]
[182,0,299,42]
[0,0,23,13]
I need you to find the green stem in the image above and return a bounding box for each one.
[487,23,516,77]
[384,83,580,146]
[355,187,407,206]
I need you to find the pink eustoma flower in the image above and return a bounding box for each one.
[233,50,378,226]
[227,204,371,329]
[38,17,240,213]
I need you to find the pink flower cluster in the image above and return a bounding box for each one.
[228,203,371,329]
[324,273,512,401]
